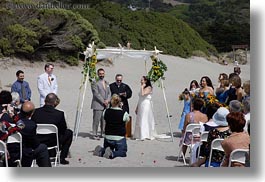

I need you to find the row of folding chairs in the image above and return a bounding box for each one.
[208,138,249,167]
[0,124,60,167]
[177,123,201,165]
[0,132,22,167]
[177,123,249,167]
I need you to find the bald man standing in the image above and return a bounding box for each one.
[20,101,51,167]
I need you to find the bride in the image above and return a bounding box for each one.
[134,76,156,140]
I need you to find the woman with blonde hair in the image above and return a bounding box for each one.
[93,94,130,159]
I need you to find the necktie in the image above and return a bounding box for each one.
[48,75,51,85]
[21,82,26,100]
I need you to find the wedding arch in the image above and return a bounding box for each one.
[73,42,174,142]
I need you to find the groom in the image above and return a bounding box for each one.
[91,68,111,140]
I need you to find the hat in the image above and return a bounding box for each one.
[229,100,242,112]
[212,107,230,126]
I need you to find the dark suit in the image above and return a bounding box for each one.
[20,117,51,167]
[31,105,73,160]
[109,82,132,113]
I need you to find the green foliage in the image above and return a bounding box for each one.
[6,24,38,54]
[69,35,85,51]
[66,56,79,66]
[0,38,14,56]
[46,50,60,62]
[169,0,250,52]
[0,0,103,65]
[76,1,216,57]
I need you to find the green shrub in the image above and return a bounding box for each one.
[6,24,38,54]
[0,38,15,56]
[66,56,79,66]
[46,50,60,62]
[76,1,217,58]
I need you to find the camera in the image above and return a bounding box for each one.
[0,105,7,114]
[10,101,20,115]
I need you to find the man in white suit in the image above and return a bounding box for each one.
[37,63,58,106]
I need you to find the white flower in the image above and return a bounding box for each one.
[83,47,93,58]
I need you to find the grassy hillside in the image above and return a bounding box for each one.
[0,0,222,65]
[169,0,250,52]
[75,2,217,58]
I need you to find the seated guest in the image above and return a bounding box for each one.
[229,100,242,112]
[0,90,14,124]
[181,98,208,156]
[20,101,51,167]
[31,93,73,165]
[202,103,220,132]
[191,107,231,167]
[242,98,250,132]
[221,112,250,167]
[93,94,130,159]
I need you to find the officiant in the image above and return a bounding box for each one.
[109,74,132,114]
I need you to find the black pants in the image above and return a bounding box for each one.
[59,129,73,160]
[22,144,51,167]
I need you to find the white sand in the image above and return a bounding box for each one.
[0,54,250,167]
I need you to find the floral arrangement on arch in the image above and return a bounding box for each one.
[81,43,98,85]
[147,55,167,84]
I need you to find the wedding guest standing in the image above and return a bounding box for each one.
[11,70,31,104]
[178,80,200,132]
[91,68,111,140]
[109,74,132,113]
[134,76,156,141]
[199,76,214,96]
[37,63,58,107]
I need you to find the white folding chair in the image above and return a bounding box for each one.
[0,140,8,167]
[197,131,209,160]
[177,123,201,165]
[228,149,249,167]
[36,124,60,167]
[7,132,22,167]
[208,138,224,167]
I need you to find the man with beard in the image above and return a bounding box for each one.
[91,68,111,140]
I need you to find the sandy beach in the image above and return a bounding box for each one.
[0,53,250,167]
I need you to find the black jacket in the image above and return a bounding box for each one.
[109,82,132,113]
[31,105,67,147]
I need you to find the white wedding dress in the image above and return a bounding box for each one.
[134,92,157,140]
